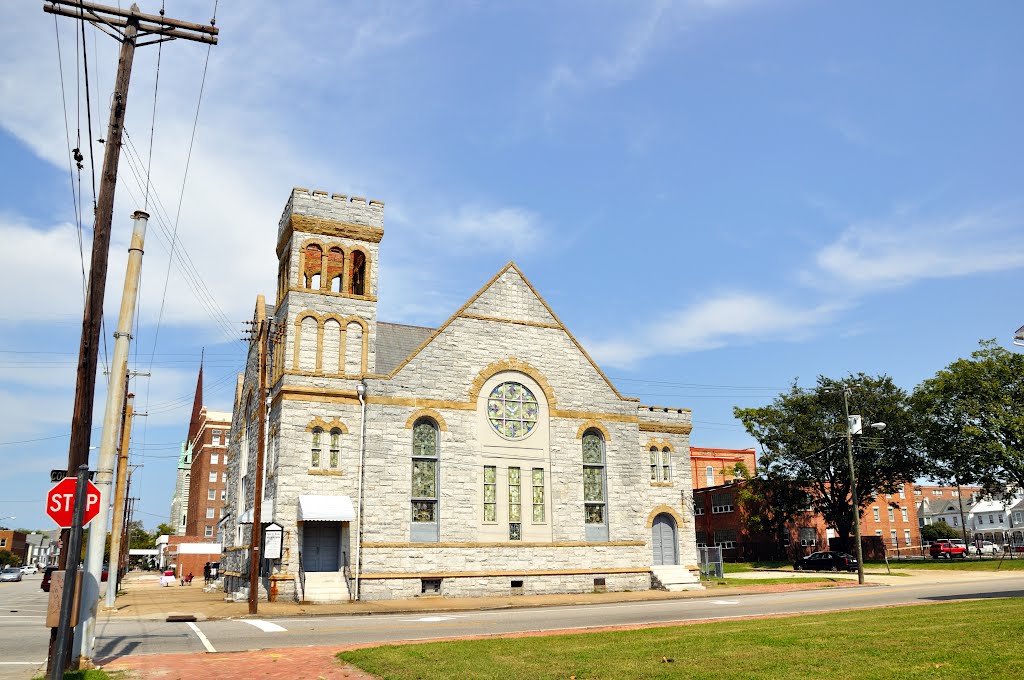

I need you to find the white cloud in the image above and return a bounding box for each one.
[587,292,839,367]
[806,204,1024,293]
[436,205,543,255]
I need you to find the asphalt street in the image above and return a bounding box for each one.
[2,572,1023,680]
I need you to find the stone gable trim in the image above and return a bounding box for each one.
[639,422,693,435]
[277,214,384,257]
[458,313,561,329]
[363,540,645,549]
[404,408,449,431]
[360,567,652,579]
[645,505,685,528]
[382,262,639,403]
[305,417,350,433]
[468,357,558,409]
[576,420,612,441]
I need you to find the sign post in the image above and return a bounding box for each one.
[48,465,90,679]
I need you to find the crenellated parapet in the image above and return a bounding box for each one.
[277,187,385,255]
[637,403,692,435]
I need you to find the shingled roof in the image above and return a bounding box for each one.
[375,322,435,374]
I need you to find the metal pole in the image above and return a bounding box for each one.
[248,319,268,615]
[105,393,135,607]
[48,465,89,680]
[354,380,367,600]
[78,210,149,664]
[842,388,866,585]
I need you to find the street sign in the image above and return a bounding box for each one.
[46,477,101,528]
[50,469,96,483]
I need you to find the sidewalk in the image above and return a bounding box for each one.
[101,571,857,622]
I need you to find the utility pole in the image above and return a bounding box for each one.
[841,388,866,585]
[245,313,272,615]
[78,210,148,663]
[105,392,135,607]
[43,2,217,672]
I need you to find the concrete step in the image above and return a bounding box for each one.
[651,565,703,592]
[303,572,351,603]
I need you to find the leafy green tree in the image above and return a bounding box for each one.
[912,340,1024,493]
[128,521,155,549]
[921,521,961,541]
[734,461,811,559]
[734,373,925,546]
[0,549,16,567]
[155,522,176,538]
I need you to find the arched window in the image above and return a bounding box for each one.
[649,446,659,481]
[327,247,345,293]
[329,428,342,469]
[411,418,439,542]
[350,250,366,296]
[662,447,671,482]
[310,427,323,468]
[303,244,323,289]
[583,429,608,541]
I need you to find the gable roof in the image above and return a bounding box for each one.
[381,262,636,402]
[376,322,435,374]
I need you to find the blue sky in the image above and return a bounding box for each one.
[1,0,1022,532]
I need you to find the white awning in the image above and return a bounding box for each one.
[298,495,355,522]
[238,508,253,524]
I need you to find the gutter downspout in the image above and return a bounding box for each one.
[354,380,367,600]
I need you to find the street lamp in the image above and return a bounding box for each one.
[840,392,885,585]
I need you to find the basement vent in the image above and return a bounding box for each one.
[593,577,607,593]
[510,579,524,594]
[420,578,441,595]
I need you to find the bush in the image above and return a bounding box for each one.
[922,521,961,541]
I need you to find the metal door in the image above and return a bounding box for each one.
[651,514,678,565]
[303,522,340,572]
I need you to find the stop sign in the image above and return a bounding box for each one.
[46,477,101,528]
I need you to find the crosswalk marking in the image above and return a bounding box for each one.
[241,619,287,632]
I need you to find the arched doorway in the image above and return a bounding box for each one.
[651,513,678,565]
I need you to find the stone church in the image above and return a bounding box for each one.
[220,188,702,601]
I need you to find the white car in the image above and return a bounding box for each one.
[20,565,38,575]
[975,541,1003,555]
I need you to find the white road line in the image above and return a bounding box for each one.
[186,622,217,652]
[0,662,46,665]
[711,600,739,605]
[241,619,287,632]
[400,616,460,622]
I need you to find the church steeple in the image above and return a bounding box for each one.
[187,351,204,447]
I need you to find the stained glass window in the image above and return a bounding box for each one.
[487,381,539,439]
[532,468,545,523]
[483,465,497,522]
[310,427,322,468]
[329,429,341,469]
[650,447,658,481]
[582,430,606,527]
[411,419,438,525]
[662,447,671,482]
[509,467,521,524]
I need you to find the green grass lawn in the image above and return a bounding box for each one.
[338,598,1024,680]
[32,670,120,680]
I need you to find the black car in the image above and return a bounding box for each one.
[793,551,858,572]
[40,566,59,592]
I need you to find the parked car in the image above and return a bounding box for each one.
[929,539,969,559]
[1,567,23,582]
[40,565,59,592]
[974,541,1003,556]
[21,565,38,575]
[793,551,859,572]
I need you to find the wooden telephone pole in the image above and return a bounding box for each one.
[43,2,217,674]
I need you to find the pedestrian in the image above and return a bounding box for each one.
[203,562,211,585]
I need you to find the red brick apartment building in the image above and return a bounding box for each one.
[0,530,28,563]
[182,367,232,541]
[690,447,757,489]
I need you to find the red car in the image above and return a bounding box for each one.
[929,539,968,559]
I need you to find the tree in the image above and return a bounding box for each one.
[921,521,961,542]
[912,340,1024,494]
[0,549,18,567]
[734,373,925,546]
[128,521,155,550]
[155,522,176,538]
[732,461,809,559]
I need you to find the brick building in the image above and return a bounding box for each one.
[690,447,756,489]
[0,530,28,563]
[182,366,231,541]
